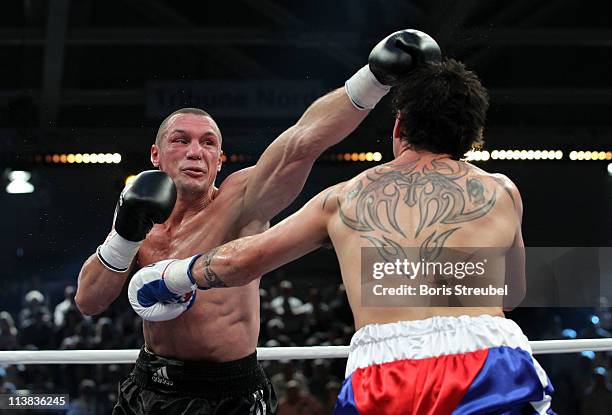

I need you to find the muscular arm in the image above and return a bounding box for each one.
[191,185,341,288]
[75,251,133,315]
[76,170,175,316]
[239,88,367,225]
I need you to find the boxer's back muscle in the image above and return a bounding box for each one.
[327,156,519,328]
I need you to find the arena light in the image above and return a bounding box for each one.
[41,153,123,164]
[488,149,563,161]
[569,150,611,161]
[607,163,612,177]
[464,150,491,162]
[332,152,382,162]
[125,175,137,186]
[6,170,34,194]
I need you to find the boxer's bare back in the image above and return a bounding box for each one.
[325,153,523,329]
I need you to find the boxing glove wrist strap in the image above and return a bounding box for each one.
[345,65,391,110]
[163,255,200,294]
[97,232,141,273]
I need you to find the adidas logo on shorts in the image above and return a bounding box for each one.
[151,366,174,387]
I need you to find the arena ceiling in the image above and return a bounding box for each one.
[0,0,611,154]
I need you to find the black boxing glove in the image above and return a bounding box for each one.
[114,170,176,241]
[368,29,441,86]
[97,171,177,272]
[345,29,441,110]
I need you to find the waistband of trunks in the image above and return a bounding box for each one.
[131,347,268,399]
[346,314,531,377]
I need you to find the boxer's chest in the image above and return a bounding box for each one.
[137,202,242,266]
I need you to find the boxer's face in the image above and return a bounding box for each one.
[151,113,223,197]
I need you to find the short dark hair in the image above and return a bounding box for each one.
[392,59,489,160]
[155,108,214,147]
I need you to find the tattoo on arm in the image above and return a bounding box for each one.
[322,189,334,210]
[199,248,227,288]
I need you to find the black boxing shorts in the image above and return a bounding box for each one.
[113,347,277,415]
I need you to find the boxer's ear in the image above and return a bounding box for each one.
[217,151,223,172]
[151,144,160,168]
[392,114,402,140]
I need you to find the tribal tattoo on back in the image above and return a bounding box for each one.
[336,158,496,261]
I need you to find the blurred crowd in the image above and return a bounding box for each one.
[1,278,611,414]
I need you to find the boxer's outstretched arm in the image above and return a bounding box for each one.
[238,88,368,225]
[238,29,440,225]
[192,184,342,288]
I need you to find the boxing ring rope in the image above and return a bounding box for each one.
[1,338,612,365]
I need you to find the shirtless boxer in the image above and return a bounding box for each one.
[77,29,440,414]
[131,57,555,414]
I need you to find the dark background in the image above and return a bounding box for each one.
[1,1,612,413]
[1,0,611,309]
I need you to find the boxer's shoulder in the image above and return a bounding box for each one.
[466,163,516,187]
[199,167,256,216]
[474,170,522,213]
[334,164,388,205]
[217,166,254,195]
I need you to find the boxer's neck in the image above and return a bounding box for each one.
[166,186,217,227]
[395,146,452,163]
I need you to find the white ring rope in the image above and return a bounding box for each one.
[0,339,611,365]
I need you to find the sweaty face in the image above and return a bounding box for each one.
[151,114,223,197]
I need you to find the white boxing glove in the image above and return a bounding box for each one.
[128,255,201,322]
